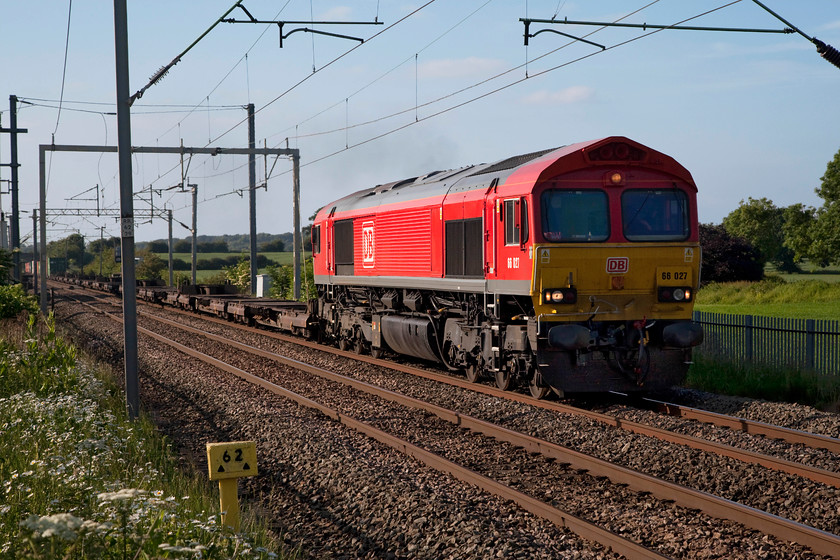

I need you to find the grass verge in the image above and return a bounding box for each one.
[0,313,296,559]
[695,277,840,320]
[686,355,840,412]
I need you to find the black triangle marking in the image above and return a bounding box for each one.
[217,465,225,472]
[243,463,250,470]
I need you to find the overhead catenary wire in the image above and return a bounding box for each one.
[151,0,724,199]
[270,1,740,174]
[79,1,769,235]
[53,0,73,136]
[130,0,438,203]
[750,0,840,69]
[135,0,666,197]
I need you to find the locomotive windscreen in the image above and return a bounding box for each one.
[541,190,609,242]
[622,189,689,241]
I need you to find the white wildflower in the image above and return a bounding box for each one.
[80,519,112,534]
[159,543,206,554]
[20,513,84,541]
[97,488,147,502]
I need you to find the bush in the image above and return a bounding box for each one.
[266,258,316,301]
[0,317,287,559]
[0,285,38,319]
[700,223,764,284]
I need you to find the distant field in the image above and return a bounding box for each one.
[768,263,840,284]
[154,251,310,283]
[154,251,307,265]
[695,276,840,320]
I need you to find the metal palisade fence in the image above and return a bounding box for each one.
[692,312,840,375]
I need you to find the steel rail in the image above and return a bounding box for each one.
[641,397,840,455]
[128,309,840,558]
[63,292,669,560]
[59,282,840,483]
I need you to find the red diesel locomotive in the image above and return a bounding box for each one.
[311,136,703,397]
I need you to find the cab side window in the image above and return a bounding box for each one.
[503,199,528,246]
[312,225,321,254]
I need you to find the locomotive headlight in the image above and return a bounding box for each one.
[544,288,577,305]
[658,287,693,303]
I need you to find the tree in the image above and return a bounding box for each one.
[260,239,285,252]
[173,240,192,253]
[722,197,797,271]
[83,246,121,277]
[782,204,817,263]
[135,249,166,281]
[804,147,840,266]
[144,240,169,253]
[197,241,229,253]
[699,224,764,284]
[223,257,250,293]
[0,248,13,285]
[809,203,840,266]
[816,147,840,203]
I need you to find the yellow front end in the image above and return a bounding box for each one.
[532,243,700,323]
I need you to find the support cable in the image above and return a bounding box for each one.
[131,0,246,104]
[54,0,73,136]
[750,0,840,69]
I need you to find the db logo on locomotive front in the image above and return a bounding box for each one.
[606,257,629,274]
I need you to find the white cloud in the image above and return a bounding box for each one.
[418,57,506,79]
[521,86,595,105]
[319,6,353,20]
[819,19,840,32]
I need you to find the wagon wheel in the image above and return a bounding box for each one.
[494,369,514,391]
[528,368,551,400]
[338,336,350,352]
[465,361,481,383]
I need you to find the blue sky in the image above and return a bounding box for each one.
[1,0,839,244]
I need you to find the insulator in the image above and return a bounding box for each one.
[815,39,840,70]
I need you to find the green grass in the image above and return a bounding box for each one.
[691,276,840,410]
[695,277,840,320]
[0,314,296,559]
[686,355,840,412]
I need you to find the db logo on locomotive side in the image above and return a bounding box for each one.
[606,257,629,274]
[362,221,375,268]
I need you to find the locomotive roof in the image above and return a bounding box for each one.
[318,136,694,217]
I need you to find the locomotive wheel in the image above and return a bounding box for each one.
[494,369,514,391]
[528,370,550,400]
[353,335,366,355]
[465,362,481,383]
[338,337,350,352]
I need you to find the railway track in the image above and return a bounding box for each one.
[64,283,840,484]
[53,284,840,558]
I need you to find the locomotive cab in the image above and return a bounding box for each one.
[526,143,704,394]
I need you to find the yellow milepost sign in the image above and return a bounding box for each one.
[206,441,258,531]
